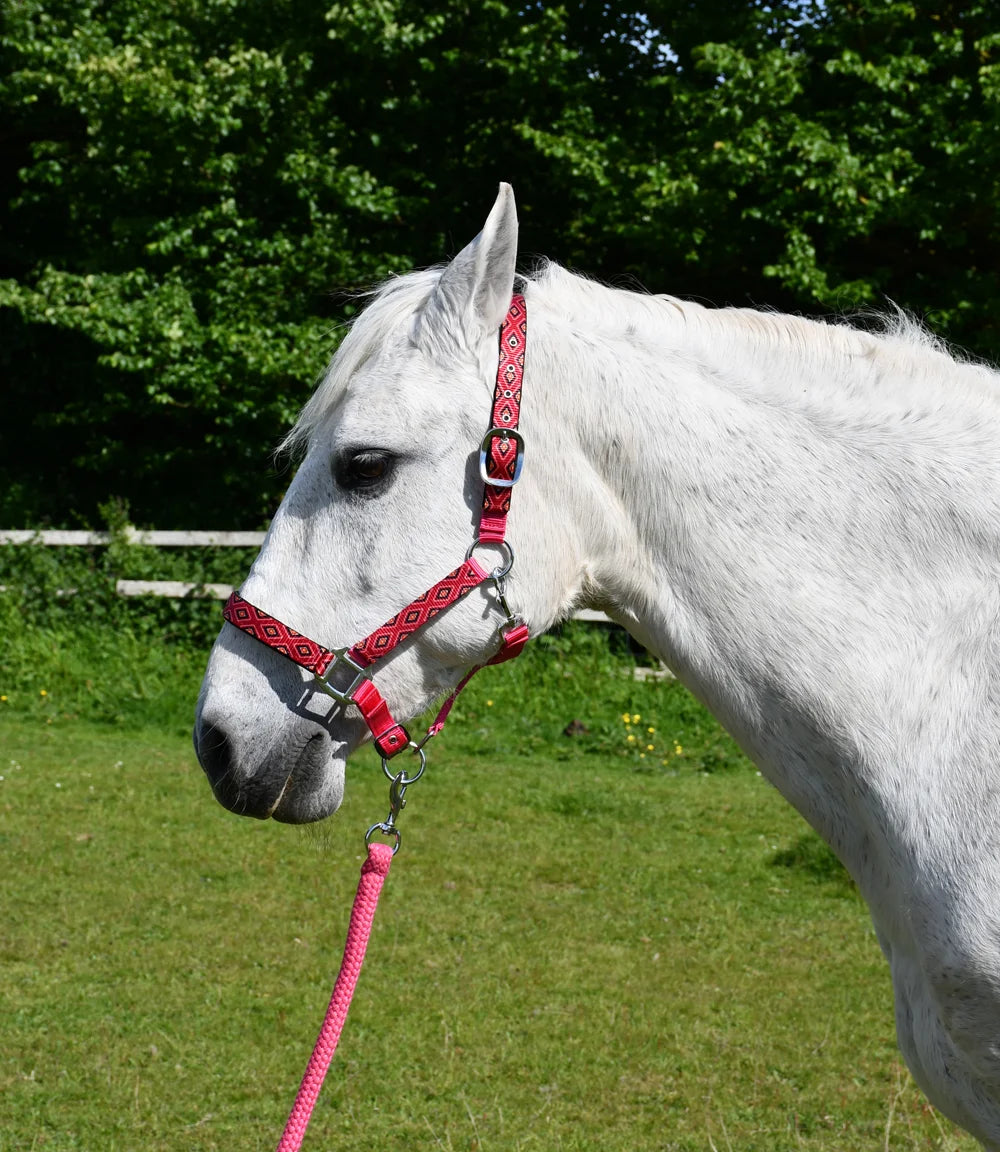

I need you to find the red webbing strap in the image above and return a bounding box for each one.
[351,679,409,759]
[478,294,526,544]
[488,620,530,664]
[348,558,491,756]
[223,557,490,683]
[223,593,336,678]
[223,557,493,759]
[348,558,489,667]
[345,556,490,756]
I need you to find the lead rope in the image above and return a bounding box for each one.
[273,672,490,1148]
[275,758,420,1151]
[275,840,392,1152]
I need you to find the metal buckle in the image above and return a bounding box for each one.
[313,648,371,703]
[479,427,525,488]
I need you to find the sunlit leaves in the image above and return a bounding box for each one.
[1,0,998,526]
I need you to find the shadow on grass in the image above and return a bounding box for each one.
[769,831,857,894]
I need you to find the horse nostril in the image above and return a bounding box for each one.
[195,721,242,809]
[195,717,300,820]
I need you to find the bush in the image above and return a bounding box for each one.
[0,504,250,731]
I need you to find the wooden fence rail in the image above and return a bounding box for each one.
[0,529,265,547]
[0,529,265,601]
[0,530,612,623]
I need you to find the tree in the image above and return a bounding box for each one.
[0,0,407,525]
[2,0,998,526]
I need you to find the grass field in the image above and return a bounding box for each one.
[0,705,980,1151]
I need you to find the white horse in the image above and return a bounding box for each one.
[195,183,1000,1148]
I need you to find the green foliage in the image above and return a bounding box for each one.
[0,0,408,526]
[2,0,999,527]
[0,514,254,728]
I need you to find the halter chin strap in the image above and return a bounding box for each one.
[223,295,530,760]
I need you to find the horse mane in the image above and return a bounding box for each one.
[533,261,997,386]
[282,260,1000,454]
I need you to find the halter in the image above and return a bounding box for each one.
[222,295,530,780]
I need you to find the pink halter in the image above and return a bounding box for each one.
[222,295,530,762]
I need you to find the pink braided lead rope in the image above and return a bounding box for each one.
[275,841,394,1152]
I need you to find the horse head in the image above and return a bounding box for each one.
[194,185,585,822]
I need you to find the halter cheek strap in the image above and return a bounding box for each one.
[223,294,530,759]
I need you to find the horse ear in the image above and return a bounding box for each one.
[418,183,518,349]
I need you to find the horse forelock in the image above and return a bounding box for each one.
[280,267,446,455]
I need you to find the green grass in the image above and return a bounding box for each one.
[0,550,980,1149]
[0,713,979,1152]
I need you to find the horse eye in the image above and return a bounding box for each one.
[334,450,394,493]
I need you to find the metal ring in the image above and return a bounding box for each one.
[465,538,514,581]
[365,822,401,854]
[380,741,426,785]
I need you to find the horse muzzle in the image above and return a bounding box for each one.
[193,714,345,823]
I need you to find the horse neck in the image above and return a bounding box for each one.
[526,277,998,734]
[528,287,772,659]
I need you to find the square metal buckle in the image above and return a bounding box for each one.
[314,648,370,703]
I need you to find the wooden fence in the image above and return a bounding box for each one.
[0,529,263,602]
[0,529,611,622]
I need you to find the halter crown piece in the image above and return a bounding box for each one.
[222,294,530,765]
